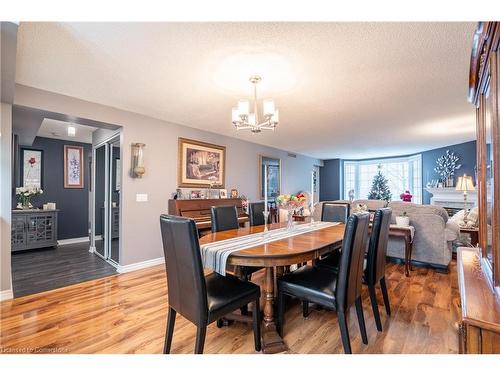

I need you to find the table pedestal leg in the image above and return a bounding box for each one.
[405,234,413,277]
[261,266,287,354]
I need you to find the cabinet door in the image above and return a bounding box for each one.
[11,214,27,250]
[26,213,56,246]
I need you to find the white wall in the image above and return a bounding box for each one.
[1,103,12,296]
[14,85,322,267]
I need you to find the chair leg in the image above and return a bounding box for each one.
[194,325,206,354]
[302,300,309,318]
[163,307,176,354]
[337,310,352,354]
[240,305,249,316]
[252,298,262,352]
[355,297,368,345]
[277,291,285,337]
[380,277,391,316]
[368,284,382,332]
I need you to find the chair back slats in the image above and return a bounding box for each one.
[211,205,239,233]
[335,212,370,311]
[365,208,392,285]
[160,215,208,325]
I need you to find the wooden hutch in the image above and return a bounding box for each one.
[458,22,500,353]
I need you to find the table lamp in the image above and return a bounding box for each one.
[456,174,475,220]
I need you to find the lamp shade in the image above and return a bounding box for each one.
[456,174,475,192]
[263,99,275,116]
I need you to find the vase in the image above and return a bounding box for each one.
[287,209,295,231]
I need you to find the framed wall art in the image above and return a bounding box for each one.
[20,148,43,189]
[64,145,84,188]
[178,138,226,188]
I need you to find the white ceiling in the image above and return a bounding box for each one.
[38,118,97,143]
[15,22,477,159]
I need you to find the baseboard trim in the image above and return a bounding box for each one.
[0,289,14,301]
[116,257,165,273]
[58,237,90,245]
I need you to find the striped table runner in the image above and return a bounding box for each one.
[201,221,339,275]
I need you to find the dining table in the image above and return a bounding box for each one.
[199,220,345,353]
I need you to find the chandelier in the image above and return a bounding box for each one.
[231,75,279,133]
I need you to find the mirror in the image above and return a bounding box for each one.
[259,155,281,200]
[94,144,107,258]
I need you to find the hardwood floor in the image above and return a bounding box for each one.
[0,261,460,354]
[11,242,117,298]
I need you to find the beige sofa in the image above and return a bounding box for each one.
[314,199,459,271]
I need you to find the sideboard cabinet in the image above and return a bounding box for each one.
[11,209,59,251]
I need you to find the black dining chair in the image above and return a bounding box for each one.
[321,202,350,223]
[160,214,261,354]
[211,205,239,233]
[364,208,392,332]
[317,208,392,331]
[248,201,269,227]
[277,212,370,354]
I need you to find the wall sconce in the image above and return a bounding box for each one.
[131,143,146,178]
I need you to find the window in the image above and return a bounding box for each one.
[343,154,422,204]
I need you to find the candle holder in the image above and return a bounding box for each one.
[262,211,270,238]
[309,203,316,226]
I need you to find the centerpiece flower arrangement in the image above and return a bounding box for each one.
[16,186,43,209]
[276,193,306,231]
[400,190,413,202]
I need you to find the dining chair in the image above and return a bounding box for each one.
[364,207,392,331]
[317,208,392,331]
[277,212,370,354]
[160,214,261,354]
[248,201,269,226]
[211,205,239,233]
[321,202,350,223]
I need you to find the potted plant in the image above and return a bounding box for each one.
[15,186,43,210]
[396,211,410,227]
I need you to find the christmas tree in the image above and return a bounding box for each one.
[368,165,392,201]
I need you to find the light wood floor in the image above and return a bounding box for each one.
[0,261,461,354]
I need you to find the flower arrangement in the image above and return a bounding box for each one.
[16,186,43,209]
[400,190,413,202]
[275,193,306,210]
[276,193,306,231]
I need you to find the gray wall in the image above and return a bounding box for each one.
[320,140,477,204]
[422,140,476,204]
[13,85,322,268]
[13,136,92,239]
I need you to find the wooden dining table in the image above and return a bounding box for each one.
[199,221,345,353]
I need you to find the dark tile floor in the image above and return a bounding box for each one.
[11,241,117,298]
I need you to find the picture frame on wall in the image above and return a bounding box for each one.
[64,145,84,189]
[20,148,43,189]
[178,137,226,188]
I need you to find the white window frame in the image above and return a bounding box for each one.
[342,154,422,204]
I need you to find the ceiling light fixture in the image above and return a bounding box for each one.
[67,125,76,137]
[232,75,279,133]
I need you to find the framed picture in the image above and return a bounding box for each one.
[259,155,281,199]
[219,189,227,199]
[230,189,238,198]
[21,148,43,189]
[178,138,226,188]
[64,145,84,188]
[190,190,202,199]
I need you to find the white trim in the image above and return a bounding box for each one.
[58,237,90,245]
[116,257,165,274]
[0,289,14,301]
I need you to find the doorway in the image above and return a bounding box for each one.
[92,134,121,265]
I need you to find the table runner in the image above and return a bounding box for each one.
[390,224,415,241]
[201,221,339,275]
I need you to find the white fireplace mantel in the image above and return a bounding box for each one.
[425,187,477,209]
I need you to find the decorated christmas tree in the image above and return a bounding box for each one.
[368,165,392,201]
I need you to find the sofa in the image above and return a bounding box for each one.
[314,199,460,271]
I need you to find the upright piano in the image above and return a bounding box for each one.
[168,198,248,235]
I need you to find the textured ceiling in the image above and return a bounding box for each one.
[15,22,477,159]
